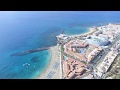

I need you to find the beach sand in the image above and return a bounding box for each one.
[37,27,97,79]
[38,45,60,79]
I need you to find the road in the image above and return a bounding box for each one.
[90,34,120,79]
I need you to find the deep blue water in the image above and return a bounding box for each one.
[0,11,120,79]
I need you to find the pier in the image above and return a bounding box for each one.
[10,47,50,56]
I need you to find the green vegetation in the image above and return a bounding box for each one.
[60,45,65,56]
[81,61,87,65]
[114,74,120,79]
[105,54,120,79]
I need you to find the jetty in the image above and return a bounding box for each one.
[10,47,50,56]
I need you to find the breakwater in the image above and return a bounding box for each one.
[10,47,50,56]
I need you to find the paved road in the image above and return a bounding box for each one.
[88,34,120,79]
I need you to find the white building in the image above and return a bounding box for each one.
[56,34,70,45]
[94,51,118,78]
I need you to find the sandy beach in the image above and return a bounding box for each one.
[38,45,60,79]
[37,27,97,79]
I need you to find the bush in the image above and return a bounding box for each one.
[114,74,120,79]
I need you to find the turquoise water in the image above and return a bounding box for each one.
[0,11,120,79]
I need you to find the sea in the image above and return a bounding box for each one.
[0,11,120,79]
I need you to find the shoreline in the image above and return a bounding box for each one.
[36,49,52,79]
[37,23,120,79]
[37,26,97,79]
[37,45,60,79]
[37,23,111,79]
[69,27,97,37]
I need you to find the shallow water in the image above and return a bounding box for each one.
[0,11,120,79]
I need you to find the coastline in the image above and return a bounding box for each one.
[37,45,60,79]
[37,23,120,79]
[37,26,97,79]
[69,27,97,37]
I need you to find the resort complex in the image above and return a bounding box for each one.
[2,11,120,79]
[56,23,120,79]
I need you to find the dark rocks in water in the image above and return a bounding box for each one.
[48,29,64,38]
[31,56,40,62]
[10,47,49,56]
[10,51,29,56]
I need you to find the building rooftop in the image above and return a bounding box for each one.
[94,51,118,77]
[82,74,94,79]
[64,40,102,63]
[86,35,110,46]
[56,34,67,38]
[63,58,85,79]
